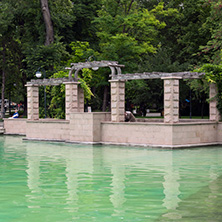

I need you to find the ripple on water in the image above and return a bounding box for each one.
[1,138,222,221]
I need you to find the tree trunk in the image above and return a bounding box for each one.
[1,43,6,118]
[40,0,54,45]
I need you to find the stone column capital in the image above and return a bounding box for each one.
[63,81,80,85]
[161,76,183,80]
[109,79,126,83]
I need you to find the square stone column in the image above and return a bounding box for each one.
[162,77,182,123]
[26,85,39,120]
[65,82,84,120]
[109,80,125,122]
[210,83,220,121]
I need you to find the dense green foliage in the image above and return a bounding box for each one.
[1,0,222,118]
[196,64,222,118]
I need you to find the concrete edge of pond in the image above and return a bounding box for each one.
[21,137,222,149]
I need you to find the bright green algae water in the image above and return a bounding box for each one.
[1,136,222,222]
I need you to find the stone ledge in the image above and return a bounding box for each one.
[4,133,26,136]
[22,138,222,149]
[101,120,218,126]
[99,142,221,149]
[23,137,66,142]
[27,119,70,124]
[3,118,27,121]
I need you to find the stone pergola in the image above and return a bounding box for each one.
[26,61,220,123]
[110,71,220,123]
[26,61,124,120]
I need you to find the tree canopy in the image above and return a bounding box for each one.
[0,0,221,118]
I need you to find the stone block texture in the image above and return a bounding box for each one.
[210,83,220,121]
[163,78,180,123]
[109,80,125,122]
[4,118,27,135]
[69,113,111,142]
[65,82,84,120]
[27,86,39,120]
[26,120,70,141]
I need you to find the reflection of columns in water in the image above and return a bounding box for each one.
[110,164,126,216]
[65,148,94,213]
[162,153,181,210]
[25,147,41,208]
[26,148,40,193]
[208,165,219,200]
[65,157,79,213]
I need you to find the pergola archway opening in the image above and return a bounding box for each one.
[178,79,209,119]
[125,78,164,117]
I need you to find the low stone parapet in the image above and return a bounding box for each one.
[4,118,27,135]
[101,121,220,148]
[26,119,70,141]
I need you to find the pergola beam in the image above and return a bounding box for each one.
[26,78,71,86]
[112,72,205,80]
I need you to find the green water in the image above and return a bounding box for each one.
[1,136,222,222]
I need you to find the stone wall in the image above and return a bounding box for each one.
[101,122,173,146]
[26,119,70,141]
[101,121,220,148]
[3,116,222,148]
[172,122,218,146]
[4,118,27,135]
[217,123,222,142]
[69,112,111,143]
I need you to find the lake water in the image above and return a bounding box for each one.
[1,136,222,222]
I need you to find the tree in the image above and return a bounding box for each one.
[40,0,54,45]
[141,0,211,71]
[91,0,177,111]
[0,1,18,117]
[199,0,222,64]
[0,0,76,118]
[196,64,222,119]
[94,0,177,71]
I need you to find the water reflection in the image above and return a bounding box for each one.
[64,148,93,215]
[2,136,222,221]
[162,152,181,210]
[110,162,126,216]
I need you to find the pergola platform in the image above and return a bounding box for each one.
[3,61,222,148]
